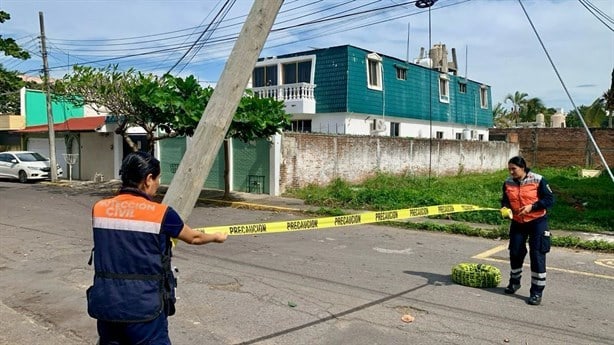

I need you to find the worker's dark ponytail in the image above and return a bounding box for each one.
[119,151,161,188]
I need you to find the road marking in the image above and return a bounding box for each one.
[472,245,614,280]
[595,258,614,269]
[373,247,413,255]
[473,244,507,259]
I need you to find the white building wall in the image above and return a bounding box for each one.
[80,133,115,181]
[304,113,490,141]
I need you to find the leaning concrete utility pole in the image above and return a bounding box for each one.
[39,11,58,182]
[162,0,283,218]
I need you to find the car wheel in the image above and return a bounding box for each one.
[18,170,28,183]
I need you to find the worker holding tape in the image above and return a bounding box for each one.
[87,151,227,345]
[501,156,554,306]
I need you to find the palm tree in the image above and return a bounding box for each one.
[504,91,528,126]
[493,102,511,128]
[584,98,607,128]
[568,99,606,128]
[521,97,546,123]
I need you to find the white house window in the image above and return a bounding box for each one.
[390,122,400,137]
[439,74,449,103]
[366,53,382,90]
[290,120,312,133]
[283,60,312,84]
[458,82,467,94]
[252,65,278,87]
[480,86,488,108]
[436,131,444,139]
[395,66,407,80]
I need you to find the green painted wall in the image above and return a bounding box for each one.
[232,139,270,194]
[159,136,225,189]
[159,137,269,192]
[25,89,84,126]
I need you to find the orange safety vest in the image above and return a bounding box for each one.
[504,172,547,223]
[87,192,176,322]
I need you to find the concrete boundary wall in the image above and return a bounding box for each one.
[279,132,518,192]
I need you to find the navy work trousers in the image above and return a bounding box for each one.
[508,216,550,296]
[97,313,170,345]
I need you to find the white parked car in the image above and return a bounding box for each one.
[0,151,64,183]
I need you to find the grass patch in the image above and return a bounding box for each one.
[286,168,613,232]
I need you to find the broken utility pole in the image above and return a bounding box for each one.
[162,0,284,218]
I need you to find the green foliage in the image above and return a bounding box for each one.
[0,66,24,114]
[0,11,31,60]
[286,168,613,232]
[230,90,290,143]
[398,221,509,239]
[566,98,608,128]
[54,65,290,155]
[0,11,32,114]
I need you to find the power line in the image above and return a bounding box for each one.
[167,0,236,74]
[517,0,613,182]
[578,0,614,31]
[24,0,467,75]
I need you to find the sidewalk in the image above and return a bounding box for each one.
[47,179,614,244]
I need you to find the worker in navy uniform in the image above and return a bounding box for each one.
[87,151,227,344]
[501,156,554,306]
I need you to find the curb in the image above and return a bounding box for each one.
[197,198,303,213]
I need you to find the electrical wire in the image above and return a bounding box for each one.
[578,0,614,31]
[517,0,614,182]
[169,0,237,75]
[21,1,466,75]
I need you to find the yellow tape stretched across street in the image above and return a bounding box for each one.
[194,204,497,236]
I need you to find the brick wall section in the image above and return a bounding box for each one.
[489,128,614,168]
[280,133,518,192]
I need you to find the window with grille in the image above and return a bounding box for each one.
[290,120,312,133]
[390,122,400,137]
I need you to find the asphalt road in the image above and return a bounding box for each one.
[0,180,613,345]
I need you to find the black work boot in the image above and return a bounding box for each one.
[527,295,542,305]
[504,283,521,294]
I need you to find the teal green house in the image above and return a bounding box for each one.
[251,44,492,140]
[161,44,495,195]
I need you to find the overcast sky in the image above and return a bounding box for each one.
[1,0,612,112]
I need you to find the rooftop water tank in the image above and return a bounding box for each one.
[536,113,545,127]
[551,109,566,128]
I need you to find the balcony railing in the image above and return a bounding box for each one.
[253,83,315,101]
[252,83,316,114]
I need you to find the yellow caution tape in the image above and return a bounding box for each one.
[193,204,497,236]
